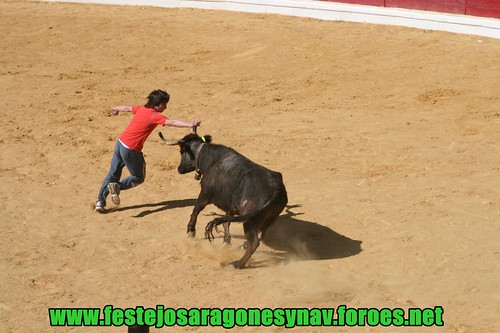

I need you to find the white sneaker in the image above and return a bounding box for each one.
[95,200,105,213]
[107,182,120,205]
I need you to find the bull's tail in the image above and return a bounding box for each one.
[204,212,256,242]
[204,180,286,242]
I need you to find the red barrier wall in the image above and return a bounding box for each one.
[334,0,384,5]
[323,0,500,19]
[386,0,465,14]
[466,0,500,17]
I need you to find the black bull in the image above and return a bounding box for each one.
[159,132,288,268]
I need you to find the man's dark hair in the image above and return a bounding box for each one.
[128,325,149,333]
[145,89,170,108]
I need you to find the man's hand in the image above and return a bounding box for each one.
[110,105,132,116]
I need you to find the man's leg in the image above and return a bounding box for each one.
[97,141,125,207]
[119,146,146,191]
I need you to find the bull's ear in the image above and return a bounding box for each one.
[178,140,187,152]
[201,135,212,144]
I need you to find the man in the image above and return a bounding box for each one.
[128,325,149,333]
[95,89,200,212]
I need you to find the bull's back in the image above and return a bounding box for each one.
[203,145,286,215]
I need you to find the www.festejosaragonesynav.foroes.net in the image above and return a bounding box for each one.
[48,305,444,328]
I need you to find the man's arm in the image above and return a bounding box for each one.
[164,119,201,129]
[110,105,133,116]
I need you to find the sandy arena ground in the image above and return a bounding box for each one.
[1,0,500,332]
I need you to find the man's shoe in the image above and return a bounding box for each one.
[108,183,120,205]
[95,200,105,213]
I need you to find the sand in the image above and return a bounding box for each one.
[1,0,500,332]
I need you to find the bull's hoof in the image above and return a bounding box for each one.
[187,230,196,238]
[222,235,232,245]
[230,261,243,269]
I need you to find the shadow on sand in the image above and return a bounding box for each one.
[114,198,197,218]
[262,205,362,261]
[115,199,362,265]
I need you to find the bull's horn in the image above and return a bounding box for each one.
[158,132,180,146]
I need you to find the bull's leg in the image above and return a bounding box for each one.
[187,199,209,238]
[258,214,279,241]
[259,202,286,240]
[222,222,231,245]
[232,219,260,269]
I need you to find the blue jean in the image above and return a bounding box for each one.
[97,140,146,206]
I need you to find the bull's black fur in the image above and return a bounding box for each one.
[173,133,288,268]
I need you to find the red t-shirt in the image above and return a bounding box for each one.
[118,105,168,152]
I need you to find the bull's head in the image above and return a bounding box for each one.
[159,132,212,177]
